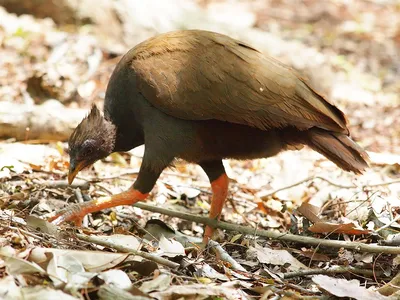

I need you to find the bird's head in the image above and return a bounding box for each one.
[67,105,116,184]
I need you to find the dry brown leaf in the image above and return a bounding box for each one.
[297,202,322,223]
[257,202,271,214]
[308,222,370,235]
[378,271,400,297]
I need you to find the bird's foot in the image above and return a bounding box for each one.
[48,189,149,226]
[48,202,89,226]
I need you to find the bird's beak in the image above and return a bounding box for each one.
[68,160,86,185]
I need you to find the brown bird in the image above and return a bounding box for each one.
[50,30,369,243]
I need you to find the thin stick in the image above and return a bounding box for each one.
[258,175,400,200]
[76,233,180,269]
[208,240,246,271]
[367,178,400,188]
[7,179,89,189]
[85,170,195,182]
[258,175,355,200]
[283,266,385,279]
[134,202,400,255]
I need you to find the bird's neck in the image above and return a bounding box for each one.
[108,118,144,153]
[103,62,145,153]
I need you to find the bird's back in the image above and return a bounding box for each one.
[127,30,348,134]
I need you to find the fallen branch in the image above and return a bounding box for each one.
[0,101,86,141]
[8,179,89,190]
[76,233,180,269]
[375,214,400,233]
[208,240,246,272]
[283,266,386,279]
[134,202,400,254]
[37,179,90,189]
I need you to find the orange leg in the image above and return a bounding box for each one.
[203,173,229,243]
[48,189,148,226]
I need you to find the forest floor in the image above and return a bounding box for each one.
[0,0,400,299]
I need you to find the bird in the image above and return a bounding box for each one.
[49,30,369,243]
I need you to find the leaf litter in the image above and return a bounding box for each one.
[0,0,400,299]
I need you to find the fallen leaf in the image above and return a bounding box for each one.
[157,236,185,257]
[378,271,400,297]
[46,253,87,288]
[230,234,242,243]
[26,216,59,236]
[297,202,321,223]
[93,234,141,250]
[312,275,389,300]
[98,285,151,300]
[98,269,132,290]
[21,286,77,300]
[29,247,129,272]
[140,274,171,293]
[354,252,374,264]
[252,244,309,271]
[196,264,228,281]
[309,222,370,235]
[0,254,46,275]
[0,276,22,299]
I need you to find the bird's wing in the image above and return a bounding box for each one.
[129,30,349,134]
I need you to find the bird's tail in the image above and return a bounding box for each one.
[305,128,369,174]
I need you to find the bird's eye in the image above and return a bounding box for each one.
[81,139,96,157]
[84,147,93,156]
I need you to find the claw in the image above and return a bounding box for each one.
[48,203,86,226]
[48,189,149,226]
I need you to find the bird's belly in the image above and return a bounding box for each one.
[179,120,287,162]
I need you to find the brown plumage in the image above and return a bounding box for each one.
[132,30,348,133]
[50,30,369,243]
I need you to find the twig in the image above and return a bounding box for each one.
[208,240,246,271]
[258,175,356,200]
[7,179,90,190]
[86,170,140,182]
[134,202,400,254]
[283,266,385,279]
[75,233,179,269]
[9,225,48,242]
[285,283,321,295]
[43,179,90,189]
[258,175,400,200]
[84,169,195,183]
[367,178,400,188]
